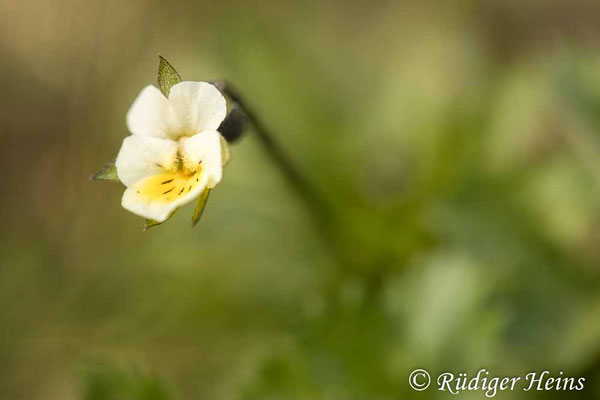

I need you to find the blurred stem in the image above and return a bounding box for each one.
[215,80,333,231]
[215,81,386,310]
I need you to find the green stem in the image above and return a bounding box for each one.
[216,81,333,230]
[216,81,363,310]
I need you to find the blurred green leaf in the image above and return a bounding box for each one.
[191,188,210,227]
[90,162,120,182]
[558,60,600,132]
[82,363,172,400]
[158,55,182,97]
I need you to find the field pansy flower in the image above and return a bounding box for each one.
[115,81,226,223]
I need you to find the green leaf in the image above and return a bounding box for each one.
[143,209,177,231]
[90,162,120,182]
[191,188,211,227]
[220,134,231,167]
[157,55,182,97]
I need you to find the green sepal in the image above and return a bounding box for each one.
[220,135,230,167]
[143,219,163,231]
[91,161,120,182]
[191,188,211,227]
[157,55,182,97]
[143,209,178,231]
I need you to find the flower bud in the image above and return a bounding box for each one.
[219,106,247,143]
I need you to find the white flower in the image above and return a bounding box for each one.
[115,81,227,222]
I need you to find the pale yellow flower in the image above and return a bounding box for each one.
[115,81,226,222]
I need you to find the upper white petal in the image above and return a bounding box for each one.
[126,85,173,138]
[115,135,178,187]
[181,130,223,188]
[168,82,227,136]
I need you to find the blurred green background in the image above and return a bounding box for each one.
[3,0,600,399]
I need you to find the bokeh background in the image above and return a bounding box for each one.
[3,0,600,399]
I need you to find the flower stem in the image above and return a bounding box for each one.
[215,81,333,229]
[216,81,391,309]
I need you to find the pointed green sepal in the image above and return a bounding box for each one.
[91,161,120,182]
[143,219,163,231]
[191,188,211,227]
[220,135,230,167]
[143,209,178,231]
[157,55,182,97]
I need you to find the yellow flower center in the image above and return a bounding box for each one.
[135,148,205,203]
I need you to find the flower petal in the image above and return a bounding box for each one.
[121,170,210,222]
[126,85,173,138]
[168,82,227,136]
[180,130,223,188]
[115,136,178,187]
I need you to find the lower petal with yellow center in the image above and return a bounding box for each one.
[121,165,209,222]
